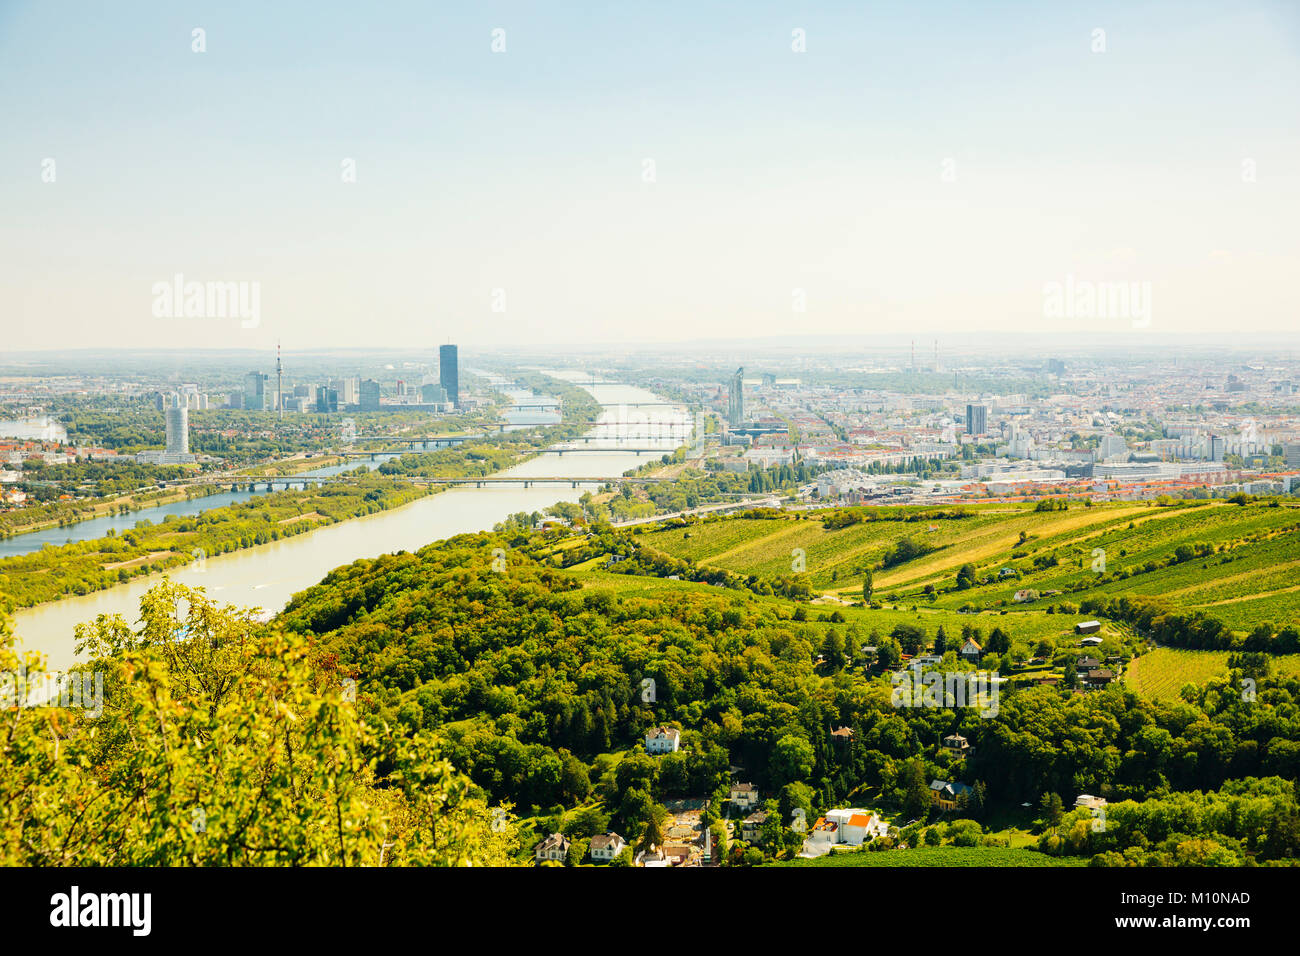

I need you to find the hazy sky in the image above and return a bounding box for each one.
[2,0,1298,352]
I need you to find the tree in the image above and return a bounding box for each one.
[1040,792,1064,833]
[862,569,874,603]
[900,758,931,820]
[956,563,977,590]
[820,629,847,671]
[770,734,816,788]
[2,582,520,866]
[639,813,664,853]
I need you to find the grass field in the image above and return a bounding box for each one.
[569,568,1096,651]
[636,500,1300,633]
[1126,647,1300,700]
[774,846,1085,867]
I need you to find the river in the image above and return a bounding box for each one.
[11,382,690,670]
[0,455,405,558]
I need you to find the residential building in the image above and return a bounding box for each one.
[645,726,681,754]
[929,780,973,811]
[729,782,759,811]
[965,403,988,436]
[942,734,971,754]
[589,832,627,862]
[534,832,570,863]
[741,811,768,843]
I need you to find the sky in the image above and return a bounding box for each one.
[2,0,1298,353]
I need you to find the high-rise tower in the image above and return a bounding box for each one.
[727,367,744,427]
[439,344,459,408]
[164,394,189,455]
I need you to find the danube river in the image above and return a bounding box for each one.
[12,382,689,671]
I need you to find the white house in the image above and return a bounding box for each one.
[1075,794,1107,811]
[825,808,888,845]
[645,726,681,754]
[729,782,759,811]
[589,832,627,862]
[801,808,887,856]
[535,832,570,863]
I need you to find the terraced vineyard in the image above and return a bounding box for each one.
[1126,647,1300,700]
[637,500,1300,633]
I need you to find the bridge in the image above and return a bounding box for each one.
[541,446,673,455]
[406,476,657,488]
[346,434,482,447]
[161,473,664,493]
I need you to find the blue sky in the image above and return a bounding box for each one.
[2,0,1298,351]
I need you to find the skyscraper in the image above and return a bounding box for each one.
[244,371,268,411]
[727,367,744,427]
[439,344,459,408]
[164,395,189,455]
[965,403,988,436]
[360,378,381,412]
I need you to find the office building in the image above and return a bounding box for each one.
[1285,443,1300,470]
[1097,434,1128,461]
[360,378,381,412]
[164,396,189,455]
[965,403,988,436]
[439,345,460,408]
[244,371,268,411]
[331,377,360,407]
[315,387,338,413]
[728,367,744,427]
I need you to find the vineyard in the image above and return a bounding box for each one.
[637,500,1300,634]
[1126,647,1300,701]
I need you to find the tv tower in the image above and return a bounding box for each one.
[276,340,283,420]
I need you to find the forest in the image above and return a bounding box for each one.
[270,526,1300,865]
